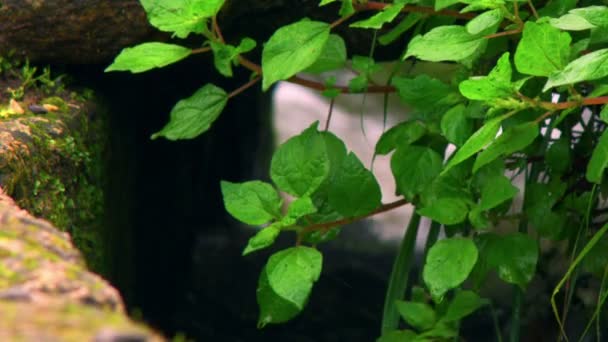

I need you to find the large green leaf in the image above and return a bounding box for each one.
[265,247,323,309]
[474,233,538,287]
[151,83,227,140]
[544,48,608,91]
[328,152,382,217]
[271,123,330,197]
[443,113,510,175]
[257,266,301,327]
[140,0,224,38]
[105,42,191,73]
[473,122,539,172]
[423,238,478,300]
[392,75,462,113]
[262,20,330,90]
[404,26,486,62]
[305,34,347,74]
[587,129,608,183]
[441,105,473,146]
[391,146,444,199]
[514,22,571,77]
[417,198,469,225]
[375,120,426,155]
[220,180,282,225]
[478,174,518,210]
[551,6,608,30]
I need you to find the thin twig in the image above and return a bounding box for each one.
[484,29,522,40]
[360,1,477,20]
[191,47,211,54]
[324,98,335,131]
[228,76,261,98]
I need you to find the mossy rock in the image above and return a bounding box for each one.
[0,188,164,341]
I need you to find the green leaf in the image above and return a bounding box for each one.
[601,105,608,123]
[546,136,572,175]
[525,181,567,239]
[474,233,538,287]
[478,174,518,210]
[544,48,608,91]
[441,105,473,146]
[391,146,444,199]
[375,120,426,155]
[339,0,355,17]
[514,22,571,77]
[151,84,227,140]
[418,323,457,339]
[587,129,608,183]
[328,152,382,217]
[404,26,486,62]
[210,38,256,77]
[392,75,462,113]
[265,247,323,309]
[105,42,191,73]
[423,238,478,300]
[271,122,330,197]
[262,20,330,90]
[435,0,461,10]
[473,122,539,172]
[443,113,509,175]
[459,52,515,101]
[286,197,317,220]
[550,14,598,31]
[465,9,503,35]
[376,330,418,342]
[305,34,347,74]
[395,301,437,331]
[417,198,469,225]
[379,13,423,45]
[140,0,224,38]
[257,266,300,327]
[220,180,282,225]
[440,290,488,322]
[551,6,608,30]
[350,1,406,29]
[243,225,281,256]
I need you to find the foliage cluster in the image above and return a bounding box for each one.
[108,0,608,340]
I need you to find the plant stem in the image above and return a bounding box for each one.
[381,212,421,334]
[419,220,440,283]
[510,286,523,342]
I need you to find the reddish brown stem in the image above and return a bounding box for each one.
[359,1,476,20]
[228,76,261,98]
[191,47,211,54]
[484,28,522,39]
[301,198,409,234]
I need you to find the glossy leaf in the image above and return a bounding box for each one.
[257,266,301,327]
[243,225,281,256]
[271,122,330,197]
[151,84,227,140]
[514,22,571,77]
[465,9,503,35]
[220,180,282,225]
[262,20,330,90]
[544,48,608,91]
[404,26,486,62]
[551,6,608,30]
[105,42,191,73]
[423,238,478,300]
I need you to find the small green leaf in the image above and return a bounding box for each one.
[257,266,300,327]
[243,225,281,256]
[210,38,256,77]
[105,42,191,73]
[546,137,572,175]
[440,290,488,322]
[404,26,486,62]
[379,13,423,45]
[417,198,469,225]
[473,122,539,172]
[328,152,382,217]
[286,197,317,220]
[544,48,608,91]
[392,75,462,113]
[151,84,227,140]
[601,105,608,123]
[375,120,426,155]
[262,20,330,90]
[587,129,608,183]
[441,105,473,146]
[465,9,503,35]
[423,238,478,300]
[305,34,347,74]
[474,233,538,287]
[391,146,444,199]
[140,0,224,38]
[443,113,510,175]
[478,174,518,210]
[514,22,571,77]
[220,180,282,225]
[350,1,406,29]
[339,0,355,16]
[271,122,330,197]
[395,301,437,331]
[418,323,458,339]
[459,52,515,101]
[265,247,323,309]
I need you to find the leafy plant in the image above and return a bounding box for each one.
[107,0,608,340]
